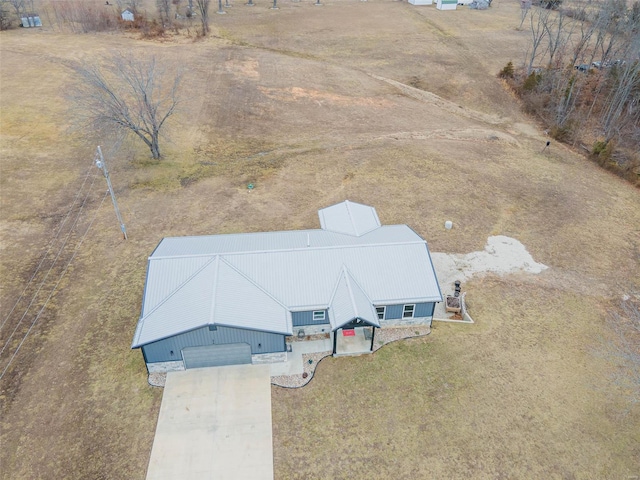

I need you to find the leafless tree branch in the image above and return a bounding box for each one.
[70,53,183,160]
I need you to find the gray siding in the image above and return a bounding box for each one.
[384,304,404,320]
[415,302,435,317]
[142,325,285,363]
[380,302,435,320]
[292,310,330,327]
[214,326,285,353]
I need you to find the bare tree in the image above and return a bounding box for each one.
[71,53,183,160]
[525,7,551,74]
[157,0,172,26]
[194,0,209,35]
[591,0,632,67]
[125,0,140,13]
[7,0,24,16]
[519,0,531,30]
[602,59,640,141]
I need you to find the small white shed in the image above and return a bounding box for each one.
[121,9,135,21]
[409,0,433,5]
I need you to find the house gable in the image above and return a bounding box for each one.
[328,267,380,330]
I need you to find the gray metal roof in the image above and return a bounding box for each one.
[151,224,419,258]
[132,201,442,348]
[318,200,381,237]
[329,267,380,329]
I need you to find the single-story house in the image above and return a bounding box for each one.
[132,201,442,373]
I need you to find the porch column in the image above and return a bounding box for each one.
[332,329,338,354]
[370,327,375,351]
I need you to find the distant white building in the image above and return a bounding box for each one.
[121,9,135,21]
[21,14,42,27]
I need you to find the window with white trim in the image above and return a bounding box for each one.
[376,306,386,320]
[403,304,415,318]
[313,310,326,321]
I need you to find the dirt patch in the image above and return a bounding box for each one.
[258,86,393,107]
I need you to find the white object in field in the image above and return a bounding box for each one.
[445,220,453,230]
[121,9,135,21]
[436,0,457,9]
[409,0,433,5]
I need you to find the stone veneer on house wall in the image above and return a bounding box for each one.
[251,351,287,364]
[147,360,185,373]
[380,316,433,327]
[292,324,331,337]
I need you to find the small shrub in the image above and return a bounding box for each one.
[592,140,608,157]
[590,139,616,168]
[522,71,541,92]
[499,61,515,79]
[549,123,574,142]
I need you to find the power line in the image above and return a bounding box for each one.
[0,167,95,333]
[0,172,98,357]
[0,190,110,381]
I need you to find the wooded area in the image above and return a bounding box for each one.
[504,0,640,184]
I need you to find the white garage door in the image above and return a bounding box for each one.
[182,343,252,369]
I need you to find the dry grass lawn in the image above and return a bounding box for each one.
[1,0,639,478]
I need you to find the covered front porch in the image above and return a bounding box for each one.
[333,325,376,356]
[328,266,380,356]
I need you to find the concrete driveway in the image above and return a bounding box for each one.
[146,364,274,480]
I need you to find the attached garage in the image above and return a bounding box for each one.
[182,343,252,369]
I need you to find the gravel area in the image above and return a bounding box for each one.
[271,350,333,388]
[286,333,330,343]
[372,325,431,352]
[148,372,167,388]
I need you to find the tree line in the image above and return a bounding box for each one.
[0,0,213,37]
[504,0,639,184]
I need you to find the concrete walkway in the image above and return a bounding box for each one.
[146,365,274,480]
[268,338,332,376]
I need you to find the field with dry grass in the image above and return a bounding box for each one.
[1,0,639,478]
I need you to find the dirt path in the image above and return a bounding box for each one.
[368,73,508,126]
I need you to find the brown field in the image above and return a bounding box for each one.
[1,0,639,478]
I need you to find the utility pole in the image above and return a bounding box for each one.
[94,146,128,240]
